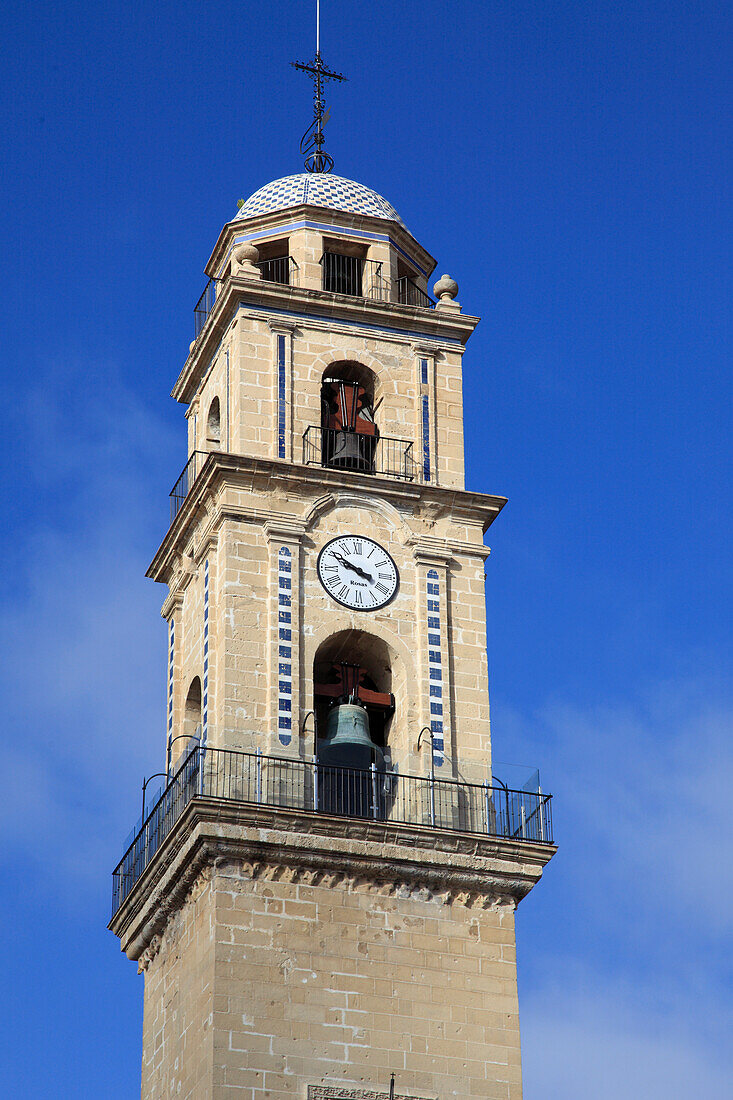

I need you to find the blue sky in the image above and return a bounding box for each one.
[1,1,730,1096]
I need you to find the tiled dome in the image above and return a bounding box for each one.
[235,173,406,228]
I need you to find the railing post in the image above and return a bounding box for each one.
[197,744,206,796]
[483,781,491,835]
[370,762,379,821]
[538,786,544,842]
[520,800,527,839]
[313,755,319,812]
[255,747,262,805]
[505,787,511,837]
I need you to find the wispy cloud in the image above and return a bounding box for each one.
[507,678,733,1096]
[3,357,178,898]
[522,971,733,1099]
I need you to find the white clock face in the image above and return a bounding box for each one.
[317,535,399,611]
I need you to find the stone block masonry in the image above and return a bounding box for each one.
[141,860,524,1100]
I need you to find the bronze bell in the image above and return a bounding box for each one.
[329,431,371,472]
[318,703,383,770]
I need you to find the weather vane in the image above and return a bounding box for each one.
[291,0,347,173]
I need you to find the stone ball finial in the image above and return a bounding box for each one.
[233,241,259,266]
[433,273,459,301]
[189,339,196,353]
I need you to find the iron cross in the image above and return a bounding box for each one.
[291,51,347,173]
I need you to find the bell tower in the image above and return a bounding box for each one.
[109,136,556,1097]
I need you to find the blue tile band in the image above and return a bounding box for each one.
[421,394,431,482]
[202,560,209,745]
[277,547,293,745]
[277,334,286,459]
[426,569,444,765]
[167,618,175,742]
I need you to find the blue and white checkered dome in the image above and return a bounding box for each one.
[235,173,406,229]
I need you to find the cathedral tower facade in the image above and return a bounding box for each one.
[109,172,555,1100]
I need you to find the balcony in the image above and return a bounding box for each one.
[257,255,298,286]
[303,426,416,480]
[111,745,554,916]
[192,255,435,343]
[193,278,217,339]
[397,274,434,308]
[169,450,207,523]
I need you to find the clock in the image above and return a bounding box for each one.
[317,535,399,611]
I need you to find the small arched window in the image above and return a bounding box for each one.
[206,397,221,445]
[184,677,202,742]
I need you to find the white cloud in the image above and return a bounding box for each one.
[2,359,178,899]
[522,973,733,1099]
[507,681,733,1098]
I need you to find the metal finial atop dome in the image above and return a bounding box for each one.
[291,0,347,173]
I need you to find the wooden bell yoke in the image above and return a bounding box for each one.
[314,662,394,714]
[322,380,378,438]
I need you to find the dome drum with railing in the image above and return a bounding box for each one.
[190,172,446,341]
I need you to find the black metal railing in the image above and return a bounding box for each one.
[303,425,416,480]
[363,260,389,301]
[257,255,298,286]
[397,275,434,309]
[194,278,218,339]
[321,251,363,295]
[320,253,387,300]
[111,746,554,916]
[169,451,207,523]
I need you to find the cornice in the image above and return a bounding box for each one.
[409,535,491,565]
[146,453,506,584]
[263,518,308,542]
[109,797,555,963]
[173,277,479,405]
[160,591,184,620]
[204,203,437,283]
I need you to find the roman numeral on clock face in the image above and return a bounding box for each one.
[375,582,389,595]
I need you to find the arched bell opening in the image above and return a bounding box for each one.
[313,630,395,769]
[320,362,378,474]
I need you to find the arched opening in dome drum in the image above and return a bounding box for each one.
[255,237,293,285]
[313,631,395,818]
[320,363,378,475]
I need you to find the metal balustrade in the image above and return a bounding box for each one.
[320,253,387,299]
[111,746,553,916]
[193,277,218,338]
[192,261,433,339]
[169,451,207,523]
[303,425,417,480]
[257,255,298,286]
[397,275,434,308]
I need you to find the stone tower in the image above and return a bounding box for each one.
[109,171,555,1100]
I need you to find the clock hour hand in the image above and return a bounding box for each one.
[332,552,374,583]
